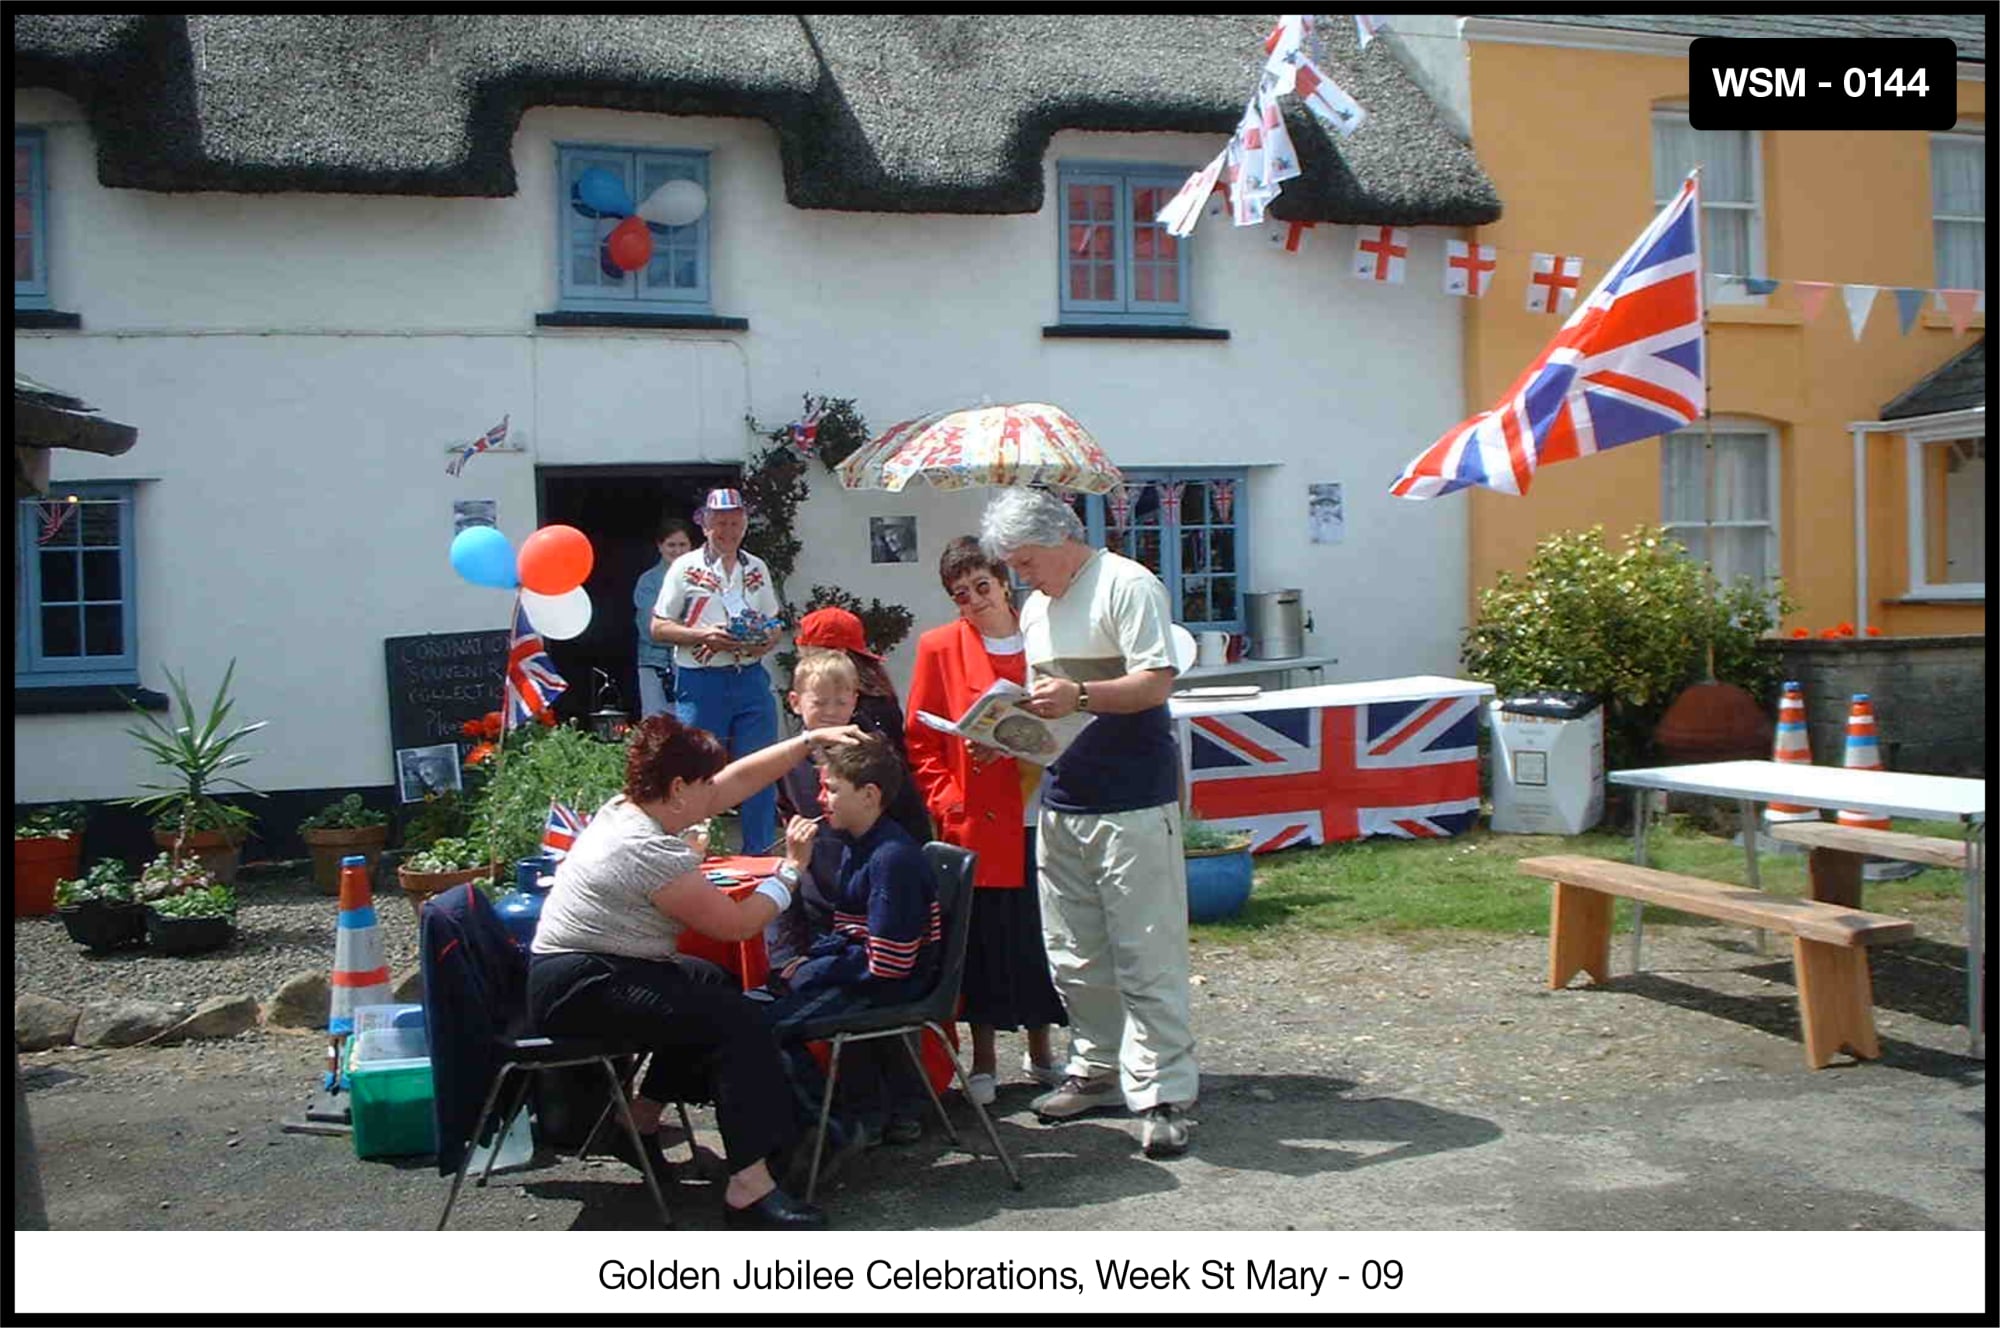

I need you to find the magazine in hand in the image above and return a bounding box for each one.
[914,677,1091,767]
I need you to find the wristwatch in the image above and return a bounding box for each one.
[773,861,802,889]
[1076,681,1091,712]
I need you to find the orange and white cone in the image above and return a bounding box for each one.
[1763,681,1819,824]
[328,854,393,1052]
[1835,693,1892,830]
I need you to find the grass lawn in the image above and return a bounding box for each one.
[1196,815,1973,945]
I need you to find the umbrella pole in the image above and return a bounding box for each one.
[1701,307,1718,682]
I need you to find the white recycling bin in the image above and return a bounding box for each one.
[1489,692,1604,835]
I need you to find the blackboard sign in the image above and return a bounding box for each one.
[383,630,510,762]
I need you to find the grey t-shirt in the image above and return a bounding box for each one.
[530,796,701,960]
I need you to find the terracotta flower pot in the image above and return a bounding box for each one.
[13,835,81,917]
[302,825,390,895]
[1654,680,1773,766]
[396,863,495,921]
[152,828,245,885]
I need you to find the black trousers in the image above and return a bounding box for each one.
[527,951,796,1171]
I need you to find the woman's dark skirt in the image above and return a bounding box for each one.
[959,828,1068,1031]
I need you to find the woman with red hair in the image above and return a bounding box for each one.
[529,712,859,1229]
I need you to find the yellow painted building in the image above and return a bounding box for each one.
[1453,14,1985,638]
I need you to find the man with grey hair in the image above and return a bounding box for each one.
[979,486,1195,1158]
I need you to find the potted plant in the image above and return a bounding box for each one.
[299,794,391,896]
[13,802,87,917]
[396,836,495,919]
[143,872,237,956]
[54,859,148,953]
[1182,818,1255,923]
[120,660,267,884]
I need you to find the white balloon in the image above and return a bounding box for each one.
[1168,623,1197,675]
[636,178,708,229]
[521,586,593,641]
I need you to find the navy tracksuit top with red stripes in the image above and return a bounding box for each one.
[786,815,940,994]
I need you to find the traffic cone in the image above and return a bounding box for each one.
[327,854,393,1086]
[1762,681,1819,825]
[1835,694,1892,830]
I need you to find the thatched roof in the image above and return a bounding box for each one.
[13,371,140,497]
[10,13,1500,225]
[1482,13,1985,61]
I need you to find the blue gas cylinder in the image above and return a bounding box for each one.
[495,856,554,951]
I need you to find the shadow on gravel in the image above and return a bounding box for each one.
[1599,972,1985,1086]
[1190,1074,1503,1177]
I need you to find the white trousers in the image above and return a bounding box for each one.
[1037,803,1198,1111]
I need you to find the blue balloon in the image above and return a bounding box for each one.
[449,525,518,589]
[569,167,632,220]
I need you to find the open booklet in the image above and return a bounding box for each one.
[914,677,1092,767]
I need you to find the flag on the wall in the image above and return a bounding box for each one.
[1270,220,1316,254]
[1290,57,1368,138]
[1353,225,1409,284]
[445,415,509,477]
[1444,239,1497,297]
[1525,253,1583,314]
[504,600,569,730]
[541,799,587,863]
[1392,172,1704,499]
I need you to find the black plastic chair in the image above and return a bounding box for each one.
[788,842,1025,1202]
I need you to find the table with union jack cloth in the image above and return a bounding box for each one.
[1168,675,1496,854]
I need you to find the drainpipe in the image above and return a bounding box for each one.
[1849,424,1868,635]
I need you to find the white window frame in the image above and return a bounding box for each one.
[1903,420,1985,600]
[1660,419,1782,589]
[1929,128,1985,294]
[1651,110,1764,306]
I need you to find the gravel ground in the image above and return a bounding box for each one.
[13,864,424,1010]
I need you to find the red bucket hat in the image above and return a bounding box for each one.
[795,607,877,659]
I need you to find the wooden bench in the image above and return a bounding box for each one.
[1519,854,1917,1069]
[1764,821,1968,908]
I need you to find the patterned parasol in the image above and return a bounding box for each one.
[835,402,1123,495]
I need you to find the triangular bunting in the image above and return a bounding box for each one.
[1939,288,1981,336]
[1842,284,1878,341]
[1892,287,1927,335]
[1795,281,1833,324]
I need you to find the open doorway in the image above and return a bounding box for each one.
[536,463,738,726]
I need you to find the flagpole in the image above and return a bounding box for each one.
[1692,166,1720,683]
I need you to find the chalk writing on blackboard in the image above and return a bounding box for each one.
[383,630,510,772]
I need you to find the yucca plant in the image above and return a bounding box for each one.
[120,660,267,867]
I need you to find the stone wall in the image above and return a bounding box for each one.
[1761,635,1986,776]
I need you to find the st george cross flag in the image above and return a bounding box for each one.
[1258,92,1301,185]
[504,600,569,730]
[1291,57,1367,138]
[1443,239,1497,298]
[1156,148,1228,237]
[541,799,587,863]
[1392,172,1705,499]
[1352,225,1409,284]
[1526,253,1584,314]
[446,415,509,477]
[1186,694,1483,852]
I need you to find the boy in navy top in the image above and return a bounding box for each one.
[764,734,940,1147]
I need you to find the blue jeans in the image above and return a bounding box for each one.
[675,664,781,853]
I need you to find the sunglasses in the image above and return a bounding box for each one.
[949,579,1001,605]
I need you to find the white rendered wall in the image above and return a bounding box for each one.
[14,93,1468,800]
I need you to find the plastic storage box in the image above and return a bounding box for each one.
[347,1026,438,1159]
[1489,692,1605,835]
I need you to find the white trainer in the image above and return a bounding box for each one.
[965,1072,998,1106]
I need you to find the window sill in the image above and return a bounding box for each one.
[536,311,748,332]
[13,684,167,714]
[14,309,82,330]
[1920,309,1986,332]
[1888,593,1985,606]
[1706,304,1802,327]
[1043,324,1230,341]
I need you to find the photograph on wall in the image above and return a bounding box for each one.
[870,515,919,565]
[396,742,463,804]
[1308,483,1344,545]
[453,499,498,534]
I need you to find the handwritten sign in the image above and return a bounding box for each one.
[383,630,509,765]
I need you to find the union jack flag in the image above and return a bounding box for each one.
[541,799,587,863]
[503,601,568,730]
[445,415,509,477]
[1392,172,1704,499]
[1186,695,1482,853]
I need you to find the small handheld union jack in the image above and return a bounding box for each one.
[445,415,509,477]
[541,799,588,863]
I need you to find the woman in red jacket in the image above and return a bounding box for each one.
[904,537,1068,1105]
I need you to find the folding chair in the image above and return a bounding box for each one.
[786,842,1025,1202]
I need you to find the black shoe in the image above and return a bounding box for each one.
[723,1186,827,1229]
[598,1126,670,1178]
[881,1115,924,1146]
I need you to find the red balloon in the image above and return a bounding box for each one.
[606,216,653,273]
[517,525,595,596]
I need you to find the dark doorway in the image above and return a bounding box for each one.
[536,463,738,726]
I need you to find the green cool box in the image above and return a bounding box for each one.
[347,1026,438,1159]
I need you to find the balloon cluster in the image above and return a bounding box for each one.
[571,168,709,276]
[447,523,598,640]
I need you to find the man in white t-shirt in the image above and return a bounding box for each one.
[980,486,1195,1159]
[650,488,786,853]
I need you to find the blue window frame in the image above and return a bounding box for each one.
[557,143,711,312]
[1056,471,1248,631]
[15,129,50,309]
[1057,162,1192,325]
[16,482,140,686]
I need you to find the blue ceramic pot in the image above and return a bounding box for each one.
[1185,846,1253,922]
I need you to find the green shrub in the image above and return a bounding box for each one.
[401,790,471,849]
[403,836,490,874]
[150,882,235,919]
[1460,525,1794,772]
[56,860,133,908]
[15,802,86,840]
[467,723,627,870]
[299,794,389,831]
